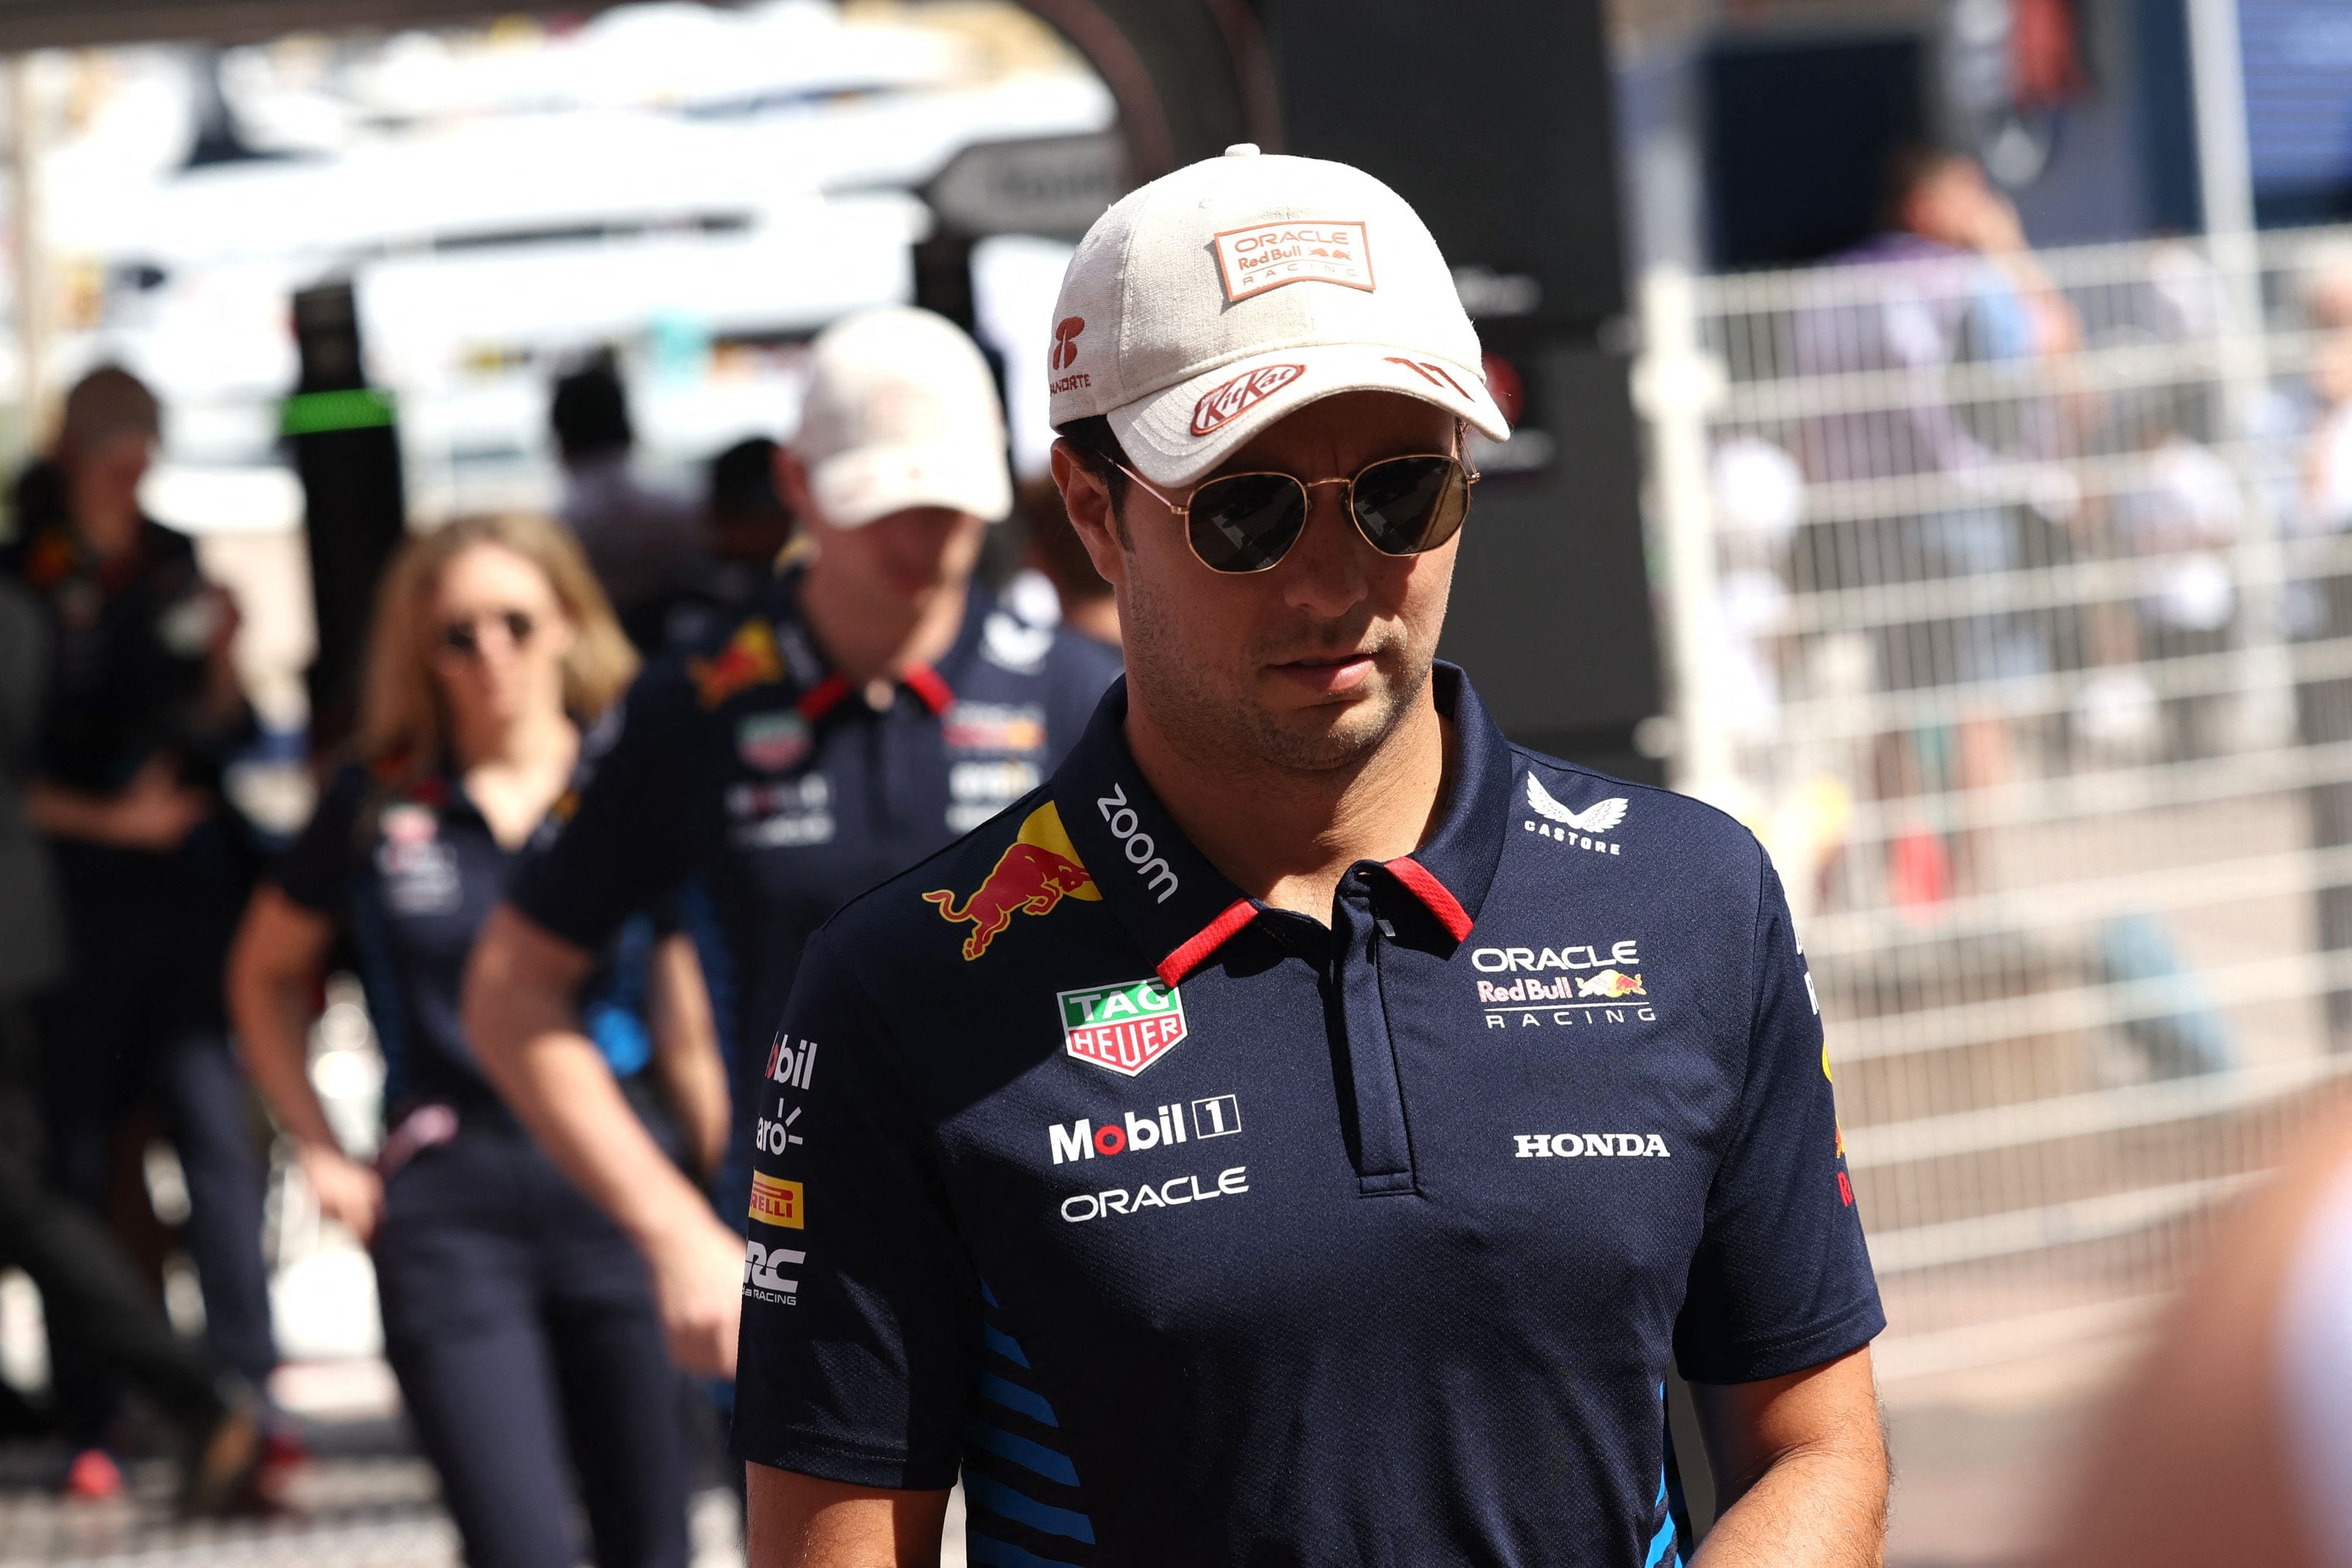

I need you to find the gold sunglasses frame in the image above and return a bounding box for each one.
[1105,424,1482,574]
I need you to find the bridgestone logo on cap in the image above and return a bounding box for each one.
[1191,364,1306,436]
[1211,220,1375,302]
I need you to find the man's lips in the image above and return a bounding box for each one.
[1268,650,1378,695]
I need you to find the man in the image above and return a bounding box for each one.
[661,436,800,654]
[733,148,1888,1567]
[464,306,1122,1378]
[550,354,700,650]
[2,366,278,1487]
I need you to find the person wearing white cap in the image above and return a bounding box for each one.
[732,149,1886,1567]
[462,306,1121,1383]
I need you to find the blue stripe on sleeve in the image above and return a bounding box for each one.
[964,1474,1096,1544]
[979,1372,1059,1427]
[966,1422,1080,1486]
[966,1532,1082,1568]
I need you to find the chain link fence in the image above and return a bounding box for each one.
[1640,226,2352,1381]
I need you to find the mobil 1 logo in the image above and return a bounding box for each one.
[1048,1095,1242,1164]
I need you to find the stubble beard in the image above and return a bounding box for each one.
[1124,565,1437,777]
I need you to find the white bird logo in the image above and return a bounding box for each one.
[1526,774,1629,835]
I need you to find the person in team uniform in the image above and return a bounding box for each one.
[228,515,710,1568]
[732,148,1888,1567]
[1,366,278,1485]
[463,306,1123,1380]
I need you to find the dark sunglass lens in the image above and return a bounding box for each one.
[1188,472,1307,573]
[1352,456,1469,555]
[502,611,536,644]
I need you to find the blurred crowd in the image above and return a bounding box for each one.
[1696,146,2352,1056]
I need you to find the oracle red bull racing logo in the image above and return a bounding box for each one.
[1472,939,1657,1029]
[922,802,1101,960]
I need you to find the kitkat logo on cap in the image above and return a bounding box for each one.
[1211,219,1375,302]
[1190,363,1305,436]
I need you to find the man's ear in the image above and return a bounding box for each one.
[1050,440,1129,590]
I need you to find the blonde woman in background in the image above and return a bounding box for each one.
[228,515,723,1568]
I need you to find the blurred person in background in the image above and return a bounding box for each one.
[2036,1104,2352,1566]
[1007,474,1121,647]
[461,306,1121,1383]
[0,571,264,1515]
[1798,148,2088,904]
[551,355,699,653]
[227,514,714,1568]
[660,436,799,654]
[0,365,278,1494]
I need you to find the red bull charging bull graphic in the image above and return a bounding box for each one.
[923,802,1101,960]
[690,617,785,709]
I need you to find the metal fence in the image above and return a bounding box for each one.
[1638,225,2352,1382]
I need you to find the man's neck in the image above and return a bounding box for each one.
[797,563,969,690]
[1126,685,1453,924]
[73,504,140,564]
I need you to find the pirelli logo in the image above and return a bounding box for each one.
[748,1172,804,1228]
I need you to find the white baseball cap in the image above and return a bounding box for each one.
[795,306,1013,527]
[1048,144,1509,488]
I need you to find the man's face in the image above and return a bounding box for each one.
[1061,391,1459,774]
[779,450,986,608]
[1903,159,1993,247]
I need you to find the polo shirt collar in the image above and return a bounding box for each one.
[770,565,977,721]
[1052,661,1513,988]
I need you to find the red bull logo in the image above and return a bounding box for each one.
[922,802,1100,960]
[1575,969,1646,1000]
[690,618,784,709]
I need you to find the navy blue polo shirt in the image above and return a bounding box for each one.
[732,664,1882,1568]
[506,568,1121,1195]
[0,513,248,799]
[275,760,658,1115]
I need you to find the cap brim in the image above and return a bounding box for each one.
[807,443,1013,528]
[1107,344,1511,489]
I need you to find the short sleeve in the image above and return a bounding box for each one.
[272,764,370,918]
[731,930,977,1489]
[1674,851,1885,1384]
[508,666,709,952]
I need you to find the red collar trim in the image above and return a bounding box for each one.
[1156,897,1257,989]
[1382,856,1474,943]
[796,673,853,721]
[794,666,955,723]
[903,664,954,716]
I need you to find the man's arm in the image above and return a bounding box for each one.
[647,929,730,1185]
[462,901,747,1377]
[1690,1346,1888,1567]
[745,1465,949,1568]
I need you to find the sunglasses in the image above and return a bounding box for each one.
[437,610,537,659]
[1110,432,1478,574]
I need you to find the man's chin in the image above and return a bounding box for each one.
[1246,685,1406,772]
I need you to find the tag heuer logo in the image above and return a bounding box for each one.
[1059,979,1188,1076]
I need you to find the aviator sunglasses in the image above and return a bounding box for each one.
[1110,426,1479,574]
[437,609,538,659]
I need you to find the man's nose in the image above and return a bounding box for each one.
[1277,484,1368,616]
